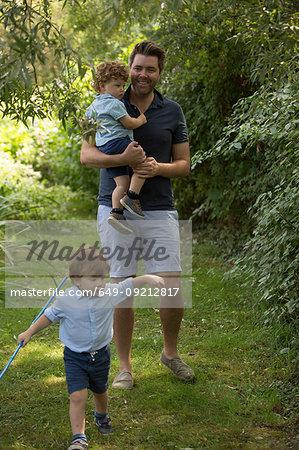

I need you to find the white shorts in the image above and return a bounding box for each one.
[97,206,182,278]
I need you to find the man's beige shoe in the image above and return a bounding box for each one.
[112,370,134,389]
[160,351,195,382]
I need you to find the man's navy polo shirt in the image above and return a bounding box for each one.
[97,86,189,211]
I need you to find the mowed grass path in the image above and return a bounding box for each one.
[0,238,294,449]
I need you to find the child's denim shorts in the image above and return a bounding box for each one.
[63,345,111,394]
[98,136,131,178]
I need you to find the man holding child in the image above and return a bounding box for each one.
[80,40,194,389]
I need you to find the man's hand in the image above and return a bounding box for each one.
[133,142,190,179]
[123,141,146,167]
[133,157,160,178]
[80,138,145,169]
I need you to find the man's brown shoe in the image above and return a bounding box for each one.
[160,351,194,382]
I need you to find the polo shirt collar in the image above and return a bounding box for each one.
[124,85,164,109]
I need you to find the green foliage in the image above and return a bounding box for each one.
[151,0,298,219]
[62,1,143,63]
[30,120,99,195]
[240,177,298,320]
[63,0,183,59]
[194,80,298,319]
[0,149,75,221]
[0,118,99,197]
[236,1,299,85]
[0,0,92,128]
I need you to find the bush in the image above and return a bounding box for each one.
[238,176,298,321]
[31,122,99,195]
[0,150,75,220]
[193,80,298,320]
[0,118,99,197]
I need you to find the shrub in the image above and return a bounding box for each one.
[0,150,75,220]
[237,176,298,321]
[0,118,99,197]
[192,79,298,320]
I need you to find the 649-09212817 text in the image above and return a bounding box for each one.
[9,287,180,299]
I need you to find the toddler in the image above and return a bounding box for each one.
[17,247,164,449]
[85,61,147,234]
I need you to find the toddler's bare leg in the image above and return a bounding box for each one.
[93,390,108,414]
[69,388,88,435]
[129,173,145,195]
[112,175,130,209]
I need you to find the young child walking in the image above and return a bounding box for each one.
[85,61,147,234]
[17,247,164,450]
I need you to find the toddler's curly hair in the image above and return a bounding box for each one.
[92,61,129,93]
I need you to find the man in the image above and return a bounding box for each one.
[80,41,194,389]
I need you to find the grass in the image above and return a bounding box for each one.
[65,196,98,220]
[0,236,297,449]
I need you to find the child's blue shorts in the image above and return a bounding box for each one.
[98,136,131,178]
[63,345,111,394]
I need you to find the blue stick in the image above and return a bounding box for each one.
[0,276,68,381]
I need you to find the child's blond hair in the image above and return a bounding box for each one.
[69,247,110,284]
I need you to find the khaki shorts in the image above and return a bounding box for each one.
[97,205,182,278]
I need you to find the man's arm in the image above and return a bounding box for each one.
[133,142,190,179]
[80,137,146,169]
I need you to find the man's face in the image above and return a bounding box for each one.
[129,54,161,96]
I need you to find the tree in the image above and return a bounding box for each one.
[0,0,90,125]
[0,0,182,125]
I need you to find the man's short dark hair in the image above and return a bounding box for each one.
[129,40,166,73]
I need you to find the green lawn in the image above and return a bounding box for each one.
[0,237,296,449]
